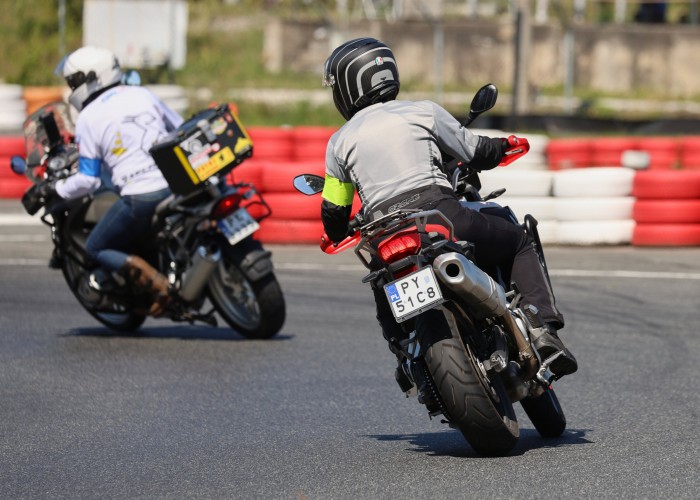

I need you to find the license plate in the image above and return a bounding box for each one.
[384,267,443,322]
[219,207,260,245]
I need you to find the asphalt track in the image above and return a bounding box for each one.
[1,210,699,498]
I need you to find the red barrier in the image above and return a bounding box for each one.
[0,136,25,157]
[260,161,324,193]
[633,170,700,199]
[255,219,324,244]
[631,170,700,246]
[633,223,700,246]
[247,127,293,161]
[546,138,592,169]
[679,136,700,169]
[264,192,321,220]
[591,137,638,167]
[228,160,264,188]
[0,176,31,198]
[633,200,700,223]
[264,192,361,220]
[291,126,335,162]
[2,128,700,248]
[636,137,680,170]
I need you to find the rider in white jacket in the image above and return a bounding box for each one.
[52,46,183,316]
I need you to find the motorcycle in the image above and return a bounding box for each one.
[292,84,567,456]
[9,101,285,339]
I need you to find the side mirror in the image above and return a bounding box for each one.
[293,174,325,195]
[10,155,27,175]
[463,83,498,127]
[122,69,142,86]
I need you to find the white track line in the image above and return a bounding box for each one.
[273,262,700,280]
[0,235,48,242]
[549,269,700,280]
[0,258,48,266]
[0,214,42,226]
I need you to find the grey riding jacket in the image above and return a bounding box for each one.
[321,99,503,242]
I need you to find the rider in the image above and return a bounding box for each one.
[49,46,183,316]
[320,37,577,379]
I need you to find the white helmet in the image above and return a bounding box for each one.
[56,46,122,111]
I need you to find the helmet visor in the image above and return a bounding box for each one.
[322,57,335,87]
[54,56,68,79]
[54,56,87,90]
[65,72,89,91]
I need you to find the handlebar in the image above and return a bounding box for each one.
[319,213,363,254]
[498,135,530,166]
[320,230,361,254]
[348,217,361,231]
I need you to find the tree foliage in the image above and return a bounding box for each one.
[0,0,83,85]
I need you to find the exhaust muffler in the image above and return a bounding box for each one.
[179,246,221,302]
[433,252,538,378]
[432,252,507,318]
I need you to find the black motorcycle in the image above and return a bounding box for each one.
[293,84,566,456]
[10,101,285,338]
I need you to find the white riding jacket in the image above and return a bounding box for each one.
[56,85,183,199]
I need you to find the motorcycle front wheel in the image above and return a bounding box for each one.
[207,255,285,339]
[419,306,519,456]
[61,252,147,332]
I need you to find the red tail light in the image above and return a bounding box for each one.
[378,232,421,264]
[211,193,243,219]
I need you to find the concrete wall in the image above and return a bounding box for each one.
[263,19,700,99]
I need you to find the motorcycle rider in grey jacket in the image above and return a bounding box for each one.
[320,37,577,379]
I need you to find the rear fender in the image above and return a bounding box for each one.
[413,306,457,354]
[223,237,274,281]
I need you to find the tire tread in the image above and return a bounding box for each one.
[423,314,519,456]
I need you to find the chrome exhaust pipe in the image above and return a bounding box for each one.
[432,252,507,318]
[180,246,222,302]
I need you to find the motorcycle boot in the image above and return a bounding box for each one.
[122,255,172,317]
[48,248,64,269]
[531,324,578,378]
[395,361,414,394]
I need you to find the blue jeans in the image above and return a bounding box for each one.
[85,188,171,272]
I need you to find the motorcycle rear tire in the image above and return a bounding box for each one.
[420,307,519,456]
[207,258,285,339]
[520,386,567,438]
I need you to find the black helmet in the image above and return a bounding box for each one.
[323,37,400,120]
